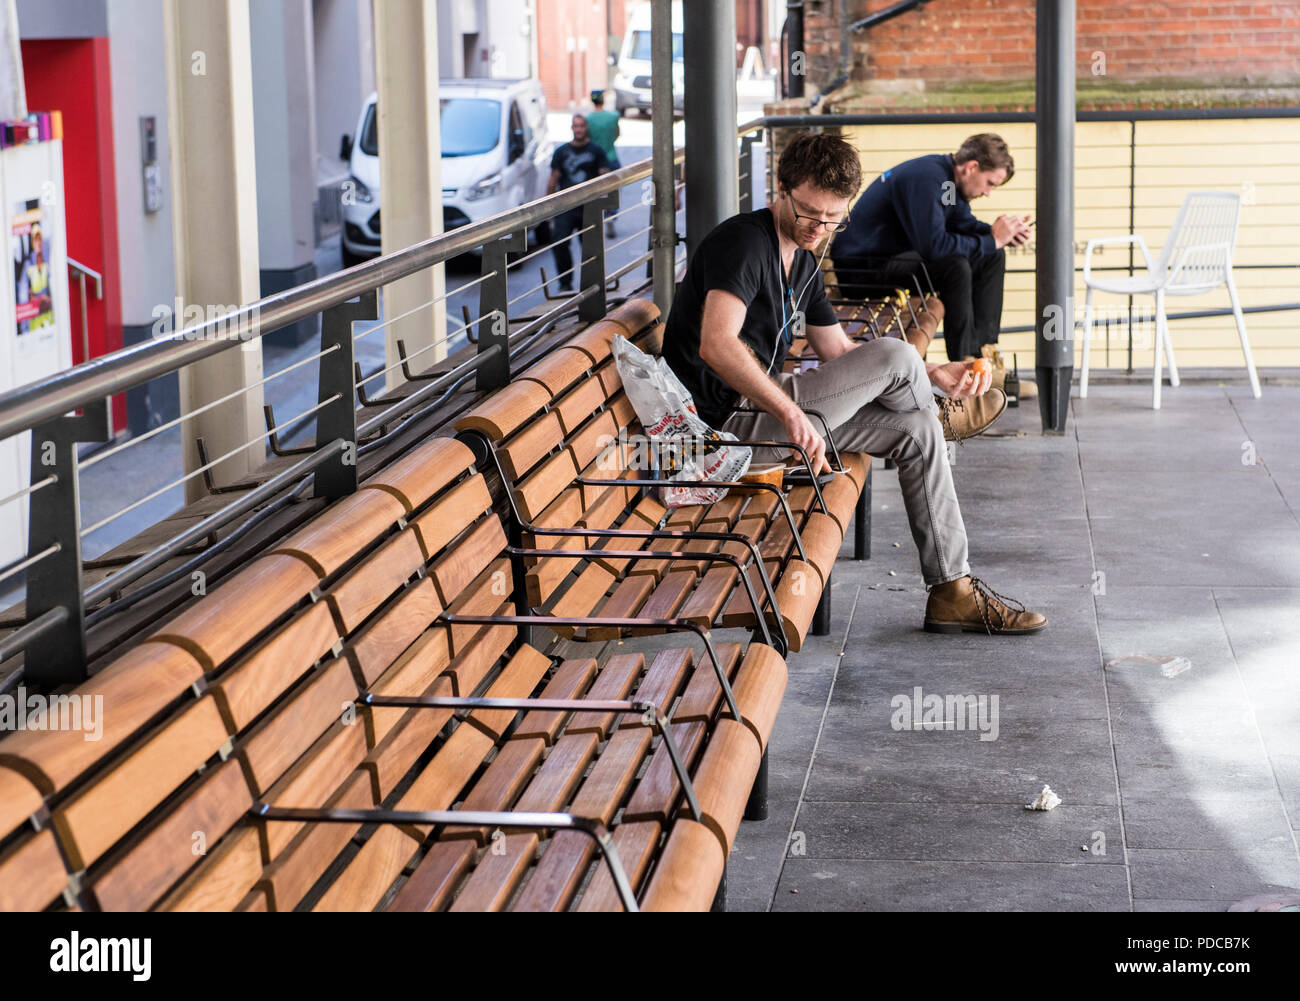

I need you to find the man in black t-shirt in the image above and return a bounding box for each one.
[547,115,610,292]
[661,132,1046,635]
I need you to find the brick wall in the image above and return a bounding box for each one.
[802,0,1300,91]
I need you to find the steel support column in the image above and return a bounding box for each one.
[651,0,678,313]
[684,0,738,258]
[1034,0,1075,433]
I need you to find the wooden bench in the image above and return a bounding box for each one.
[0,428,787,911]
[453,298,872,658]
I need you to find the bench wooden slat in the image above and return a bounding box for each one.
[361,683,454,801]
[586,574,655,640]
[678,566,739,628]
[0,641,202,796]
[255,770,372,911]
[641,819,725,911]
[0,830,66,911]
[346,574,443,686]
[410,475,495,560]
[801,512,843,587]
[566,410,618,471]
[453,379,551,441]
[0,765,42,839]
[692,718,762,855]
[671,641,744,722]
[430,515,508,606]
[149,554,320,672]
[554,376,608,436]
[237,658,359,797]
[565,653,643,737]
[157,825,263,913]
[210,600,337,732]
[449,737,546,846]
[470,644,553,740]
[272,488,406,578]
[605,299,660,338]
[388,839,475,912]
[500,411,564,481]
[510,732,598,814]
[622,646,694,726]
[88,757,252,912]
[450,833,537,911]
[516,347,593,398]
[620,720,707,823]
[574,820,662,912]
[564,318,624,365]
[731,643,788,753]
[312,823,419,912]
[363,437,477,514]
[513,657,598,743]
[53,694,230,870]
[511,727,653,911]
[365,627,452,745]
[517,449,578,522]
[327,528,425,634]
[258,716,369,857]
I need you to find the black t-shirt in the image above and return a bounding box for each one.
[662,208,837,427]
[550,141,609,190]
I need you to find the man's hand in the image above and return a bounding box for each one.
[928,360,991,398]
[781,403,831,475]
[992,214,1032,249]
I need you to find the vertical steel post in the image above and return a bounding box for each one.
[1034,0,1075,433]
[739,134,755,213]
[786,1,805,99]
[580,193,620,323]
[684,0,738,259]
[25,402,111,686]
[477,230,526,391]
[315,290,377,500]
[651,0,677,314]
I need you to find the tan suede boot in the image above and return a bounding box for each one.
[924,575,1048,634]
[936,388,1007,442]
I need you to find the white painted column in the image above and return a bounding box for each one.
[373,0,446,388]
[164,0,265,500]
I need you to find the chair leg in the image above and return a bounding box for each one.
[744,750,769,822]
[1226,269,1262,398]
[854,471,871,560]
[812,576,832,635]
[1080,286,1094,397]
[1163,310,1180,388]
[1152,290,1164,410]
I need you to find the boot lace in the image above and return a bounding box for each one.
[968,575,1027,634]
[937,397,967,445]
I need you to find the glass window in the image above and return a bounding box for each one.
[628,31,682,62]
[358,98,504,158]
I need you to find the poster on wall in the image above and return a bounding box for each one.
[11,197,55,337]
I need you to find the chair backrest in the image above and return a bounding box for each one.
[1156,191,1241,291]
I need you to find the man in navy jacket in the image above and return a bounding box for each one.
[831,134,1031,362]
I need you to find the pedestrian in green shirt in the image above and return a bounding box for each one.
[588,90,621,236]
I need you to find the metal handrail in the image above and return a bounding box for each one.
[0,147,685,442]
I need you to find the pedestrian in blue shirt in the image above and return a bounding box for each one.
[831,134,1031,363]
[547,115,610,292]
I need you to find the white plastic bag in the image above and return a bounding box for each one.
[611,334,751,507]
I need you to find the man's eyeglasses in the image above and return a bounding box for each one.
[785,192,850,233]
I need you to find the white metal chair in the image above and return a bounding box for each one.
[1080,190,1261,409]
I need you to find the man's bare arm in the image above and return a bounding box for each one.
[698,289,831,472]
[804,322,856,362]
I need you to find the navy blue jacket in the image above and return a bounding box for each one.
[832,153,996,262]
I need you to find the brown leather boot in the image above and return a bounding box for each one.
[924,575,1047,634]
[936,388,1007,442]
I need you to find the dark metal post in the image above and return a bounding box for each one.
[738,133,755,213]
[684,0,738,258]
[651,0,677,314]
[854,470,871,560]
[786,1,805,99]
[477,230,526,391]
[1035,0,1075,433]
[315,290,376,499]
[580,194,620,323]
[744,750,769,821]
[25,402,111,686]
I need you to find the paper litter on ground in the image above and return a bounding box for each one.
[1025,785,1062,811]
[1104,653,1192,678]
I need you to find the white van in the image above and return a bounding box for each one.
[340,78,553,267]
[612,0,683,116]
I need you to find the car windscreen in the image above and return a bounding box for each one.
[441,98,502,156]
[628,30,683,61]
[357,98,503,158]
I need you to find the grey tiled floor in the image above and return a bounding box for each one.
[728,383,1300,912]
